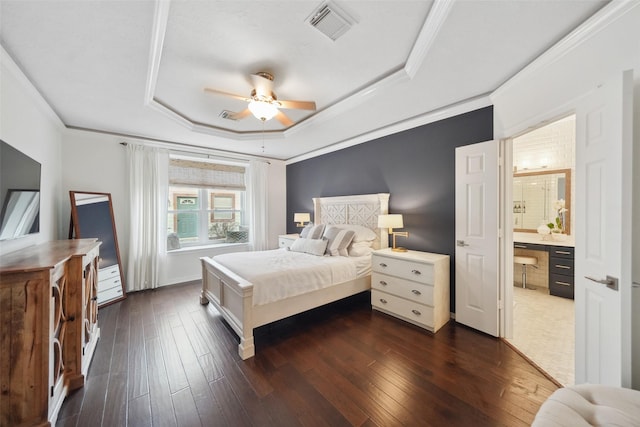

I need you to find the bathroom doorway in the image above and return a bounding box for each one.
[507,115,576,386]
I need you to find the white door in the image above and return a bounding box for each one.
[575,70,634,386]
[455,140,499,336]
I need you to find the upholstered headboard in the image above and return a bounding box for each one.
[312,193,390,250]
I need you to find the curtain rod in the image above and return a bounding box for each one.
[119,141,270,164]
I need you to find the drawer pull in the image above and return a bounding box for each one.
[379,280,388,286]
[555,281,572,287]
[554,265,571,270]
[411,289,421,295]
[514,244,527,248]
[555,250,572,255]
[411,270,421,275]
[411,309,421,316]
[379,263,387,268]
[379,298,388,304]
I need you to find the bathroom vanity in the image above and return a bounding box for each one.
[514,233,575,299]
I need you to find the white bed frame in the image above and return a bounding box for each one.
[200,193,390,359]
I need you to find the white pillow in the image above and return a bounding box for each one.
[323,226,356,256]
[289,237,328,256]
[299,223,325,239]
[348,241,374,257]
[331,224,377,242]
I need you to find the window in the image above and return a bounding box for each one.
[167,157,248,249]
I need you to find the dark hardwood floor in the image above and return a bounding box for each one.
[57,282,557,426]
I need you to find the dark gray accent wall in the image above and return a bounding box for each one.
[286,106,494,312]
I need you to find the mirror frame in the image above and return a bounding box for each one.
[513,168,571,234]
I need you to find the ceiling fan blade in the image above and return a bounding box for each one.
[278,99,317,111]
[204,87,248,102]
[228,108,252,120]
[250,73,274,98]
[274,111,294,127]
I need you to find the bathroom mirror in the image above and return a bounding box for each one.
[513,168,571,234]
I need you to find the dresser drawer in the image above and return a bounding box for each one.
[97,285,123,305]
[371,289,434,330]
[550,257,574,276]
[372,272,434,306]
[98,274,122,293]
[99,265,120,281]
[372,255,433,285]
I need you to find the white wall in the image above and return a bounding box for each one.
[0,46,64,255]
[60,128,288,288]
[60,129,129,266]
[492,3,640,388]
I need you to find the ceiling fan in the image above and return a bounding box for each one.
[204,72,316,127]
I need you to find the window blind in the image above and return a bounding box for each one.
[169,159,246,190]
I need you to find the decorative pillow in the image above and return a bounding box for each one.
[348,241,374,257]
[332,224,377,242]
[300,223,325,239]
[323,226,356,256]
[289,237,328,256]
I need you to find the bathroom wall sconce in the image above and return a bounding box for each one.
[378,214,408,252]
[294,212,311,227]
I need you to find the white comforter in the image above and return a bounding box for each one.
[213,248,371,306]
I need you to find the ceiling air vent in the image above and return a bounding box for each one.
[308,2,353,41]
[219,110,238,121]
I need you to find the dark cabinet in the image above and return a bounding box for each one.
[513,243,575,299]
[549,246,575,299]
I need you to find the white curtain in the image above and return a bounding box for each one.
[126,144,169,291]
[247,159,269,251]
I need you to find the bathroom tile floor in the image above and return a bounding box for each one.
[508,285,575,386]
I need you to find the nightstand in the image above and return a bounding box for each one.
[371,248,450,333]
[278,233,299,249]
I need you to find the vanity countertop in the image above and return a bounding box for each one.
[513,232,575,247]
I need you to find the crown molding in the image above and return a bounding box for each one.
[287,93,491,164]
[0,44,65,130]
[492,0,639,100]
[144,0,170,106]
[404,0,455,79]
[284,67,409,137]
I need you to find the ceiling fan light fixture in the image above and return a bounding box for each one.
[248,99,278,121]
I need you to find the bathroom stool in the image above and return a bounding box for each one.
[514,255,538,290]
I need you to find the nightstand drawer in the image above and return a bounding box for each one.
[372,272,434,306]
[372,256,433,285]
[371,290,434,330]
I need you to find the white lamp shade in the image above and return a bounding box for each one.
[294,212,311,223]
[248,100,279,121]
[378,214,403,229]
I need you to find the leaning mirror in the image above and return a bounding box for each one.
[69,191,126,307]
[513,168,571,234]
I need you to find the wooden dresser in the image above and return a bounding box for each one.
[0,239,101,426]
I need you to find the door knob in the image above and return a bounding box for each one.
[585,275,619,291]
[456,240,470,247]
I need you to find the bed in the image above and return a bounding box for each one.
[199,193,390,359]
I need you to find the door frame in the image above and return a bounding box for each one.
[499,112,576,340]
